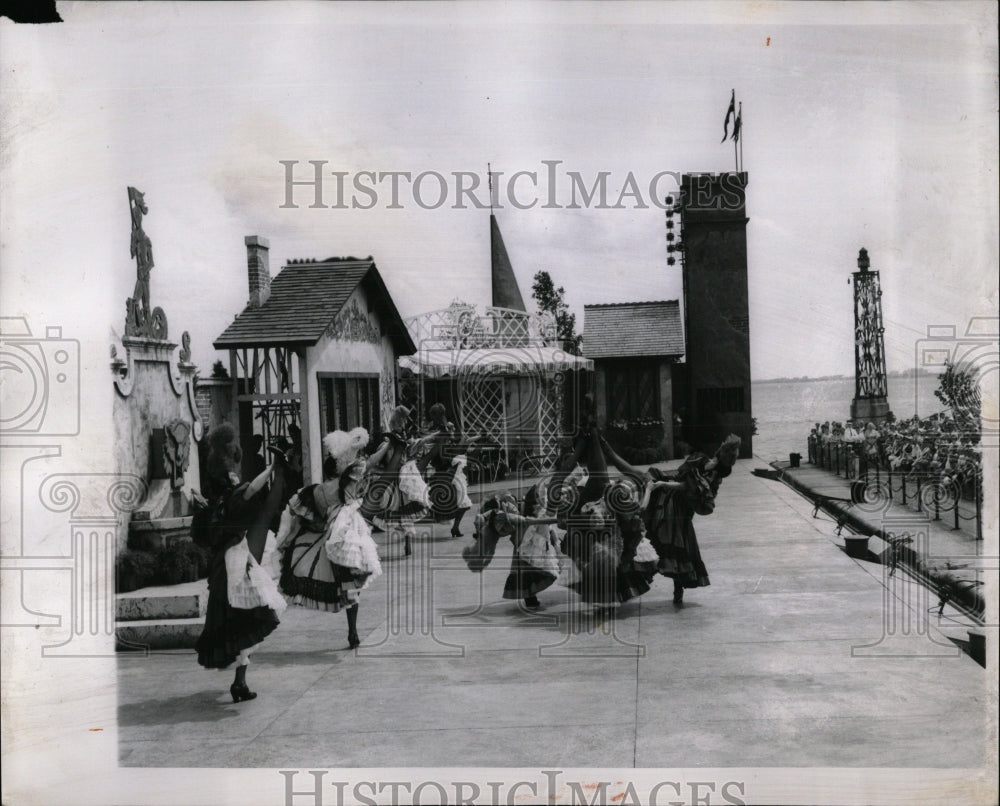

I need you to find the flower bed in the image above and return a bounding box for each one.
[117,541,210,593]
[605,419,668,465]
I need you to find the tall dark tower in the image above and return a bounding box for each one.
[678,172,753,457]
[850,248,891,423]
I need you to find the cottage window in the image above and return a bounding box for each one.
[606,359,660,422]
[318,374,380,434]
[696,386,746,413]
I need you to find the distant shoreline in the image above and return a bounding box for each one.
[753,371,936,385]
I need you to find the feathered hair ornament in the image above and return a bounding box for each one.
[322,427,370,475]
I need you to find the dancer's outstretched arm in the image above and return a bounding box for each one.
[365,438,391,472]
[242,462,273,500]
[509,513,560,527]
[639,479,684,510]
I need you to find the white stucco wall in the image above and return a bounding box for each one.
[302,285,399,482]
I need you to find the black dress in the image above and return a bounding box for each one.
[360,431,425,524]
[643,474,714,590]
[422,426,472,520]
[195,483,281,669]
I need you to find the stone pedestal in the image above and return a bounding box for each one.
[850,396,891,424]
[112,335,202,556]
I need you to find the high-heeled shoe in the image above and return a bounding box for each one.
[450,527,463,538]
[348,632,361,649]
[230,682,258,703]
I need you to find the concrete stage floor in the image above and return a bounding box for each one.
[116,460,996,774]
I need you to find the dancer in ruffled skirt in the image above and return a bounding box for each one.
[417,403,472,537]
[360,406,428,556]
[602,434,739,603]
[546,395,659,609]
[462,490,561,608]
[194,425,290,703]
[277,428,383,649]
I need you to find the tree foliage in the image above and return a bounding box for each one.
[531,271,582,355]
[934,359,981,430]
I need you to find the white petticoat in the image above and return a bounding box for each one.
[517,523,562,576]
[398,459,430,507]
[225,533,287,616]
[633,536,659,564]
[324,500,383,588]
[451,455,473,509]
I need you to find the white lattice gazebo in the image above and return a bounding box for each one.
[400,302,593,471]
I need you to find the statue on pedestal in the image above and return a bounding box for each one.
[124,186,168,340]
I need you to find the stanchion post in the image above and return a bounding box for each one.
[976,470,982,541]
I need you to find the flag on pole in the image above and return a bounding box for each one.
[732,102,742,143]
[721,89,735,142]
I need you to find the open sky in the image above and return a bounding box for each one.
[2,2,997,381]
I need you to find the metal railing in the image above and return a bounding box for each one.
[806,436,982,539]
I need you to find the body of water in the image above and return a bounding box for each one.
[751,374,943,461]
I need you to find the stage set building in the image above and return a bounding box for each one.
[213,237,416,487]
[400,214,593,475]
[581,172,754,460]
[208,172,753,476]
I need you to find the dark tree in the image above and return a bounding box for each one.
[531,271,582,355]
[934,359,981,437]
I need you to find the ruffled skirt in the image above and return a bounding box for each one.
[426,458,473,519]
[324,501,383,596]
[502,523,560,600]
[559,504,660,605]
[281,501,383,611]
[362,460,427,526]
[281,528,351,612]
[645,492,710,589]
[196,535,282,669]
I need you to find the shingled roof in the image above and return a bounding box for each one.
[214,258,416,354]
[582,300,684,359]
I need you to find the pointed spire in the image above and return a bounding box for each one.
[490,213,526,311]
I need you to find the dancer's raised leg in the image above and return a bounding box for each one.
[245,452,288,564]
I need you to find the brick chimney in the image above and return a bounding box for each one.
[245,235,271,307]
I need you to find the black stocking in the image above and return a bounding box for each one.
[346,603,360,648]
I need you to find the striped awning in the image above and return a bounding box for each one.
[399,346,593,378]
